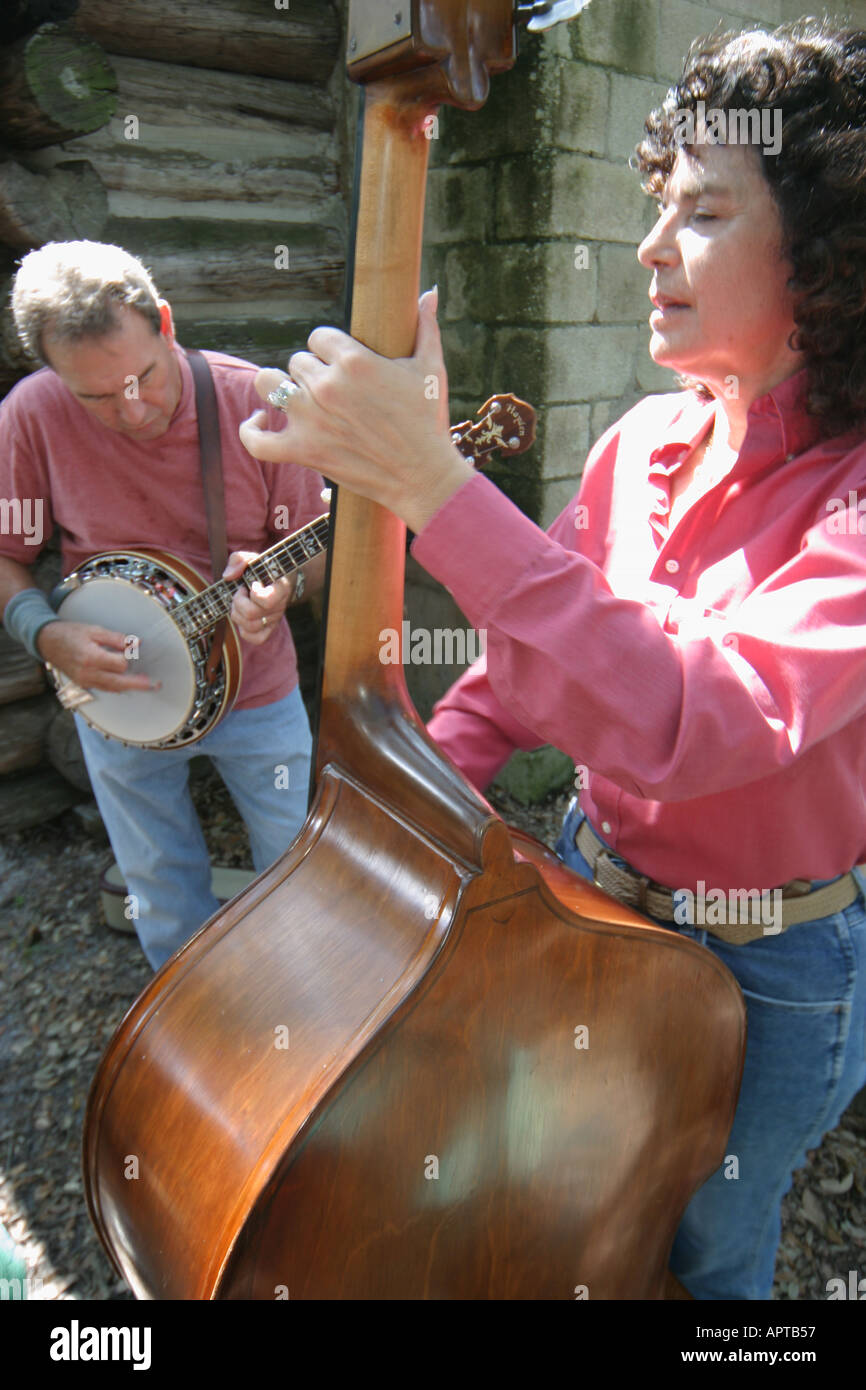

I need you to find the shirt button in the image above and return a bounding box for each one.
[665,558,679,574]
[601,820,612,835]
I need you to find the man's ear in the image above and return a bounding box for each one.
[158,300,175,343]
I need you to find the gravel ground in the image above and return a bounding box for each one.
[1,772,864,1301]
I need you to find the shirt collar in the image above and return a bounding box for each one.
[648,367,822,480]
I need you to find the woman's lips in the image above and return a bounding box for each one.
[650,296,690,326]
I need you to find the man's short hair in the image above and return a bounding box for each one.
[11,240,163,365]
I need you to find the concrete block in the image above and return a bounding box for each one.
[551,60,609,155]
[571,0,661,78]
[608,72,670,162]
[425,165,493,246]
[495,153,554,239]
[550,153,648,244]
[635,331,682,392]
[780,0,866,18]
[444,242,560,324]
[722,0,781,18]
[539,477,583,529]
[491,327,550,407]
[441,321,494,402]
[434,57,544,164]
[597,242,651,322]
[546,324,639,401]
[656,4,762,82]
[541,403,592,479]
[543,241,598,322]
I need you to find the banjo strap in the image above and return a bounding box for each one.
[186,349,228,684]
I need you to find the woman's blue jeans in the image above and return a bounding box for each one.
[75,685,312,971]
[555,798,866,1301]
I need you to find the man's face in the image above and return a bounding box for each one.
[637,140,802,399]
[43,303,182,441]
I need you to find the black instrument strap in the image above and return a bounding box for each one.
[186,348,228,684]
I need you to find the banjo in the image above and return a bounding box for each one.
[45,394,535,751]
[47,514,330,750]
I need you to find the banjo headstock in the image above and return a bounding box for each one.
[450,393,536,468]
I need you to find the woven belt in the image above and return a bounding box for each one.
[576,818,860,944]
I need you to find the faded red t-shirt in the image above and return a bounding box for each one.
[0,344,325,709]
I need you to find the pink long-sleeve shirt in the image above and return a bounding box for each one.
[415,370,866,890]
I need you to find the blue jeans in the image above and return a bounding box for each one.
[555,797,866,1301]
[75,686,312,970]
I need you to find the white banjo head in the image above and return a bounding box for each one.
[56,578,197,744]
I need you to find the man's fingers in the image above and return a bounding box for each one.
[90,627,129,651]
[222,549,257,580]
[97,672,159,695]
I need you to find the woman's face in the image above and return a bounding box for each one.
[637,140,802,401]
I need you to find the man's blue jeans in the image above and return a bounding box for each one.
[555,797,866,1301]
[75,686,312,971]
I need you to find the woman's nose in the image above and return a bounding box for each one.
[638,209,678,270]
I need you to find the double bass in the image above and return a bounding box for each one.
[83,0,746,1300]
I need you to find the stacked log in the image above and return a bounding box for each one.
[74,0,340,83]
[0,158,108,249]
[0,20,116,147]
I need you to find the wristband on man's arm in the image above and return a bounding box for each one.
[3,588,60,660]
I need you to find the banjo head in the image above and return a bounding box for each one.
[56,576,198,745]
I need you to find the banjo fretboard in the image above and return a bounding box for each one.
[173,513,330,639]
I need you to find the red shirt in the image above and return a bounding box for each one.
[414,370,866,889]
[0,346,325,710]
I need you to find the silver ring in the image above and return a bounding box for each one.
[268,379,302,412]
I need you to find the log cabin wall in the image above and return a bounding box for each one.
[0,0,346,829]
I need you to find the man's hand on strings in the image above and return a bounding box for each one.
[238,287,475,534]
[224,551,293,645]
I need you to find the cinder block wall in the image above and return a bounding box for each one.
[404,1,866,723]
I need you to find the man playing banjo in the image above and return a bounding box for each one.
[0,241,326,970]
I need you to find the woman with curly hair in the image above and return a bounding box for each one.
[240,18,866,1299]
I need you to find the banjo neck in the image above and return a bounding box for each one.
[169,384,533,644]
[172,513,330,638]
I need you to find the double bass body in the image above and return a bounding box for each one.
[83,1,746,1300]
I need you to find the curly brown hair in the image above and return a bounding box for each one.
[635,18,866,437]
